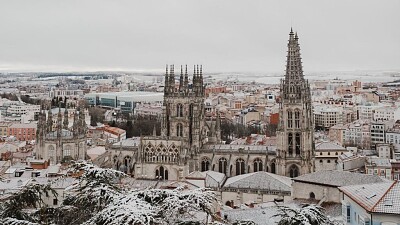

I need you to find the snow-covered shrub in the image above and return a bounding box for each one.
[274,204,337,225]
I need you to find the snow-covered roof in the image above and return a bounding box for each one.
[223,172,291,192]
[203,144,276,153]
[221,205,281,225]
[87,146,106,160]
[0,178,30,190]
[293,170,388,187]
[339,181,400,214]
[315,141,346,151]
[112,137,140,148]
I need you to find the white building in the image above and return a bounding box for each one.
[339,181,400,225]
[386,130,400,145]
[373,107,395,122]
[314,105,343,130]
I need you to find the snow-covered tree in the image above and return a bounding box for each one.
[83,192,157,225]
[0,183,57,224]
[274,204,338,225]
[135,187,217,224]
[0,218,40,225]
[57,161,127,224]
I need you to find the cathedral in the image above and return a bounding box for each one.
[107,28,315,179]
[36,102,87,165]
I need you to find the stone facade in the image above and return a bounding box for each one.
[108,29,315,180]
[35,103,87,165]
[276,28,315,177]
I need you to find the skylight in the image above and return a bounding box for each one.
[366,193,376,199]
[384,200,393,206]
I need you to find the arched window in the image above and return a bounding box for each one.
[309,192,315,199]
[176,123,183,137]
[124,156,131,174]
[169,144,179,163]
[176,104,183,117]
[271,162,276,174]
[253,158,263,172]
[144,144,154,162]
[124,156,131,168]
[295,133,301,155]
[288,133,293,155]
[295,111,300,128]
[218,157,227,175]
[201,157,210,172]
[63,145,71,157]
[113,155,120,170]
[289,165,299,178]
[287,110,293,128]
[156,166,169,180]
[189,103,194,145]
[236,158,245,175]
[48,145,55,163]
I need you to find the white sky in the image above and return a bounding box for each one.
[0,0,399,73]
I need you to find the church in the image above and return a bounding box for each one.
[35,102,87,165]
[107,28,315,180]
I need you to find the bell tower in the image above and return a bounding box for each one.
[161,64,206,171]
[276,28,315,178]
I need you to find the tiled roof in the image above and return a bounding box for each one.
[373,181,400,214]
[339,181,400,214]
[223,171,292,192]
[293,170,387,187]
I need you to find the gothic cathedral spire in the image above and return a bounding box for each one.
[276,28,315,178]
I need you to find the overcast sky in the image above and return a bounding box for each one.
[0,0,399,73]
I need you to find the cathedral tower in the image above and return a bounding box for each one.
[136,64,209,180]
[276,28,315,177]
[161,65,206,166]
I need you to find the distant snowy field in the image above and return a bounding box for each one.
[209,71,400,84]
[133,70,399,84]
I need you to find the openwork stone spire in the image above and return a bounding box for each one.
[282,28,308,101]
[276,28,315,178]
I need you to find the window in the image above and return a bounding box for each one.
[295,133,301,155]
[219,158,227,174]
[289,165,299,178]
[176,123,183,137]
[253,158,263,172]
[53,198,58,206]
[287,111,293,128]
[201,158,210,172]
[288,133,293,155]
[63,145,71,157]
[176,104,183,117]
[236,158,245,175]
[295,111,300,128]
[271,162,276,174]
[346,205,351,222]
[155,166,168,180]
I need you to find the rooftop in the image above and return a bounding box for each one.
[293,170,387,187]
[339,181,400,214]
[315,141,346,151]
[223,171,292,192]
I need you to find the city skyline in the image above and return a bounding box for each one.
[0,0,399,73]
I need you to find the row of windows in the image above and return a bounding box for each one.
[287,110,301,128]
[201,157,269,175]
[198,158,302,177]
[144,144,179,163]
